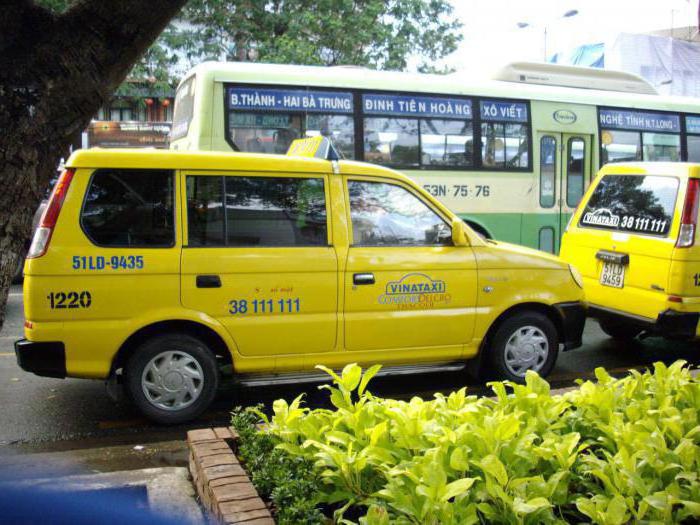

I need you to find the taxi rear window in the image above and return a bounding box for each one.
[81,169,175,247]
[578,174,678,237]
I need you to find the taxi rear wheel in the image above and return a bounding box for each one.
[597,319,641,340]
[488,311,558,382]
[124,334,219,424]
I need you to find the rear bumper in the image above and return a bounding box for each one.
[14,339,66,378]
[589,305,699,339]
[554,301,586,350]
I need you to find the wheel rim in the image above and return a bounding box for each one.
[503,325,549,378]
[141,351,204,411]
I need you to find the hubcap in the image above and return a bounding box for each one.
[141,351,204,411]
[503,325,549,377]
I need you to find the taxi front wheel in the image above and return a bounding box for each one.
[488,312,558,382]
[124,334,219,424]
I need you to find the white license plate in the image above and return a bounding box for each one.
[600,261,625,288]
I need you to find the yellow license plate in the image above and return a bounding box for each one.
[600,261,625,288]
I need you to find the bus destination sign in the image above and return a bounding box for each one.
[227,87,354,114]
[362,94,472,118]
[599,109,680,132]
[686,116,700,134]
[479,101,528,122]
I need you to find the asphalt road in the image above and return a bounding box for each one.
[1,284,699,453]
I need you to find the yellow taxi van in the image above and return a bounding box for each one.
[16,138,584,423]
[561,162,700,341]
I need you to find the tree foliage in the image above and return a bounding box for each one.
[39,0,463,87]
[181,0,462,73]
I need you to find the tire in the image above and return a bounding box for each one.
[124,333,219,424]
[11,251,25,284]
[487,311,559,382]
[597,318,641,341]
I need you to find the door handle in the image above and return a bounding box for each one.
[353,273,375,285]
[196,275,221,288]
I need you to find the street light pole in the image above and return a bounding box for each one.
[517,9,579,63]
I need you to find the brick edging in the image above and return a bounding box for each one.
[187,427,274,525]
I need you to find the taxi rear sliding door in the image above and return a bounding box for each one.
[180,171,338,358]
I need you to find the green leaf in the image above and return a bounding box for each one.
[494,415,520,441]
[341,363,362,392]
[441,477,476,501]
[605,495,629,525]
[645,492,670,511]
[449,447,468,471]
[363,504,390,525]
[680,500,700,517]
[480,454,508,486]
[576,498,598,522]
[513,497,551,515]
[329,387,348,410]
[594,366,613,384]
[525,370,550,395]
[359,364,382,396]
[369,421,387,446]
[315,364,341,384]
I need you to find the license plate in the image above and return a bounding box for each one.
[600,261,625,288]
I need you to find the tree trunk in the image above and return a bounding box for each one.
[0,0,188,331]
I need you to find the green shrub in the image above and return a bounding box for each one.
[231,406,325,524]
[249,361,700,524]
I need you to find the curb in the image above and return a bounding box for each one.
[187,427,274,525]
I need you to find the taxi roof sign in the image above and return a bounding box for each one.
[286,136,340,161]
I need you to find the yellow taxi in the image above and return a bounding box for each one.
[561,162,700,341]
[16,138,584,423]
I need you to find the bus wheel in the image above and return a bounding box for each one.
[488,311,558,382]
[124,333,219,424]
[597,319,641,341]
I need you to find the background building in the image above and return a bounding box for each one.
[550,31,700,97]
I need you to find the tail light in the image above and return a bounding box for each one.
[27,168,75,259]
[677,178,700,248]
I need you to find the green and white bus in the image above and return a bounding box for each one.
[169,61,700,252]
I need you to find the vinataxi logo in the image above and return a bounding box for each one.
[378,273,451,310]
[582,208,620,227]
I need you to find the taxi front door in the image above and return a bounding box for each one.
[342,177,477,354]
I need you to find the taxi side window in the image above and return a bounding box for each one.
[81,169,175,247]
[186,175,327,247]
[348,180,449,246]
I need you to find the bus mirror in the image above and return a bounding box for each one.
[451,218,469,246]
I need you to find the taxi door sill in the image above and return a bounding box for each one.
[236,361,467,388]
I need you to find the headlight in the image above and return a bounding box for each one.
[569,264,584,289]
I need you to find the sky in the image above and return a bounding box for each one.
[443,0,698,72]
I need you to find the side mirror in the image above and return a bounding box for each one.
[451,218,469,246]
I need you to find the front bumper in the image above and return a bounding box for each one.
[589,305,699,340]
[554,301,586,350]
[14,339,66,378]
